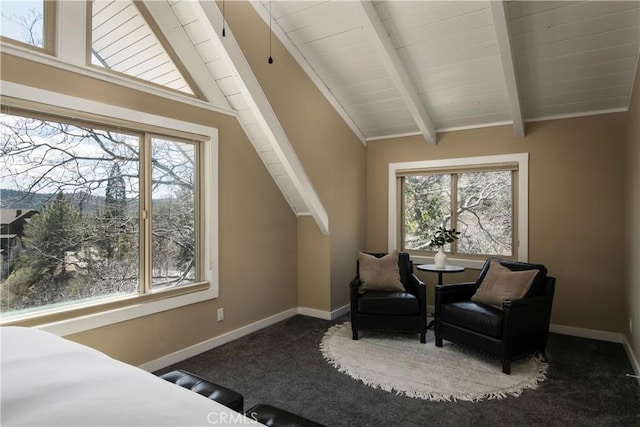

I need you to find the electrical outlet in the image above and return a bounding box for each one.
[217,308,224,322]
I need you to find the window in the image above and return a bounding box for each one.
[389,154,528,268]
[0,0,54,52]
[0,110,202,318]
[90,0,197,96]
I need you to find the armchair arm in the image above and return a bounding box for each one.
[435,282,477,305]
[503,294,554,337]
[410,273,427,315]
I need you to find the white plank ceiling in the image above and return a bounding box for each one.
[252,0,640,142]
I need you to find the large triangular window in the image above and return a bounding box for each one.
[91,0,196,96]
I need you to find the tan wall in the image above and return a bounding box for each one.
[225,2,366,313]
[297,216,330,310]
[366,115,628,333]
[624,57,640,361]
[1,53,298,366]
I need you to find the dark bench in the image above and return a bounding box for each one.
[159,369,244,413]
[246,404,325,427]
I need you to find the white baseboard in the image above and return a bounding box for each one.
[139,308,297,372]
[549,324,640,384]
[298,304,349,320]
[623,335,640,385]
[549,323,623,343]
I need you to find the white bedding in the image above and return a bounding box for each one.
[1,326,260,426]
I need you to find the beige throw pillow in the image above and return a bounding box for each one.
[471,260,538,309]
[358,251,405,294]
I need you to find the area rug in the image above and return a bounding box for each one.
[319,322,548,402]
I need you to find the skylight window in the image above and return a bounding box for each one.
[91,0,195,96]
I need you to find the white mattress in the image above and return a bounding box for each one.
[1,326,260,426]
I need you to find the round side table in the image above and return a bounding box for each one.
[416,264,466,329]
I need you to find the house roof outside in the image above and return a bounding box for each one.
[0,209,37,226]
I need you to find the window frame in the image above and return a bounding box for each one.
[388,154,529,269]
[87,0,204,100]
[0,81,218,336]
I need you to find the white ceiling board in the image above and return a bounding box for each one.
[524,85,631,107]
[286,11,361,46]
[265,1,328,21]
[525,97,628,120]
[509,1,639,35]
[295,28,367,59]
[417,63,503,92]
[520,72,635,99]
[398,25,498,60]
[390,7,493,49]
[379,1,489,39]
[506,1,583,19]
[518,44,639,75]
[374,0,442,23]
[515,28,640,64]
[276,1,350,34]
[511,11,640,49]
[407,42,500,72]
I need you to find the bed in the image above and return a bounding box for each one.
[1,326,260,426]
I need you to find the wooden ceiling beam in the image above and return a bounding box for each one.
[193,0,330,235]
[490,1,525,138]
[352,1,437,145]
[141,0,231,110]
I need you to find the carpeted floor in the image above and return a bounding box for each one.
[156,315,640,427]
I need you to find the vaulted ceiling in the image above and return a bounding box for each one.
[97,0,640,231]
[147,1,639,232]
[250,1,640,143]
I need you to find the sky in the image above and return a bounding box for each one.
[1,1,44,46]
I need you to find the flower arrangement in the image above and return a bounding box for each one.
[428,226,460,249]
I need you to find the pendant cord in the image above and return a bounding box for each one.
[268,1,273,64]
[222,0,226,37]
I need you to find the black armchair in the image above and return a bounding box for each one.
[349,252,427,343]
[435,258,555,374]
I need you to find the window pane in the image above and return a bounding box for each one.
[91,0,195,95]
[0,113,140,316]
[403,174,452,250]
[151,137,196,289]
[456,171,512,256]
[1,1,44,48]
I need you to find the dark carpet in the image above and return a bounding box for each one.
[156,315,640,427]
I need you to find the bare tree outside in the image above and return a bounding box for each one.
[1,1,44,48]
[403,171,513,256]
[0,112,198,315]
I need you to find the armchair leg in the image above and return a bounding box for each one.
[420,331,426,344]
[352,329,359,340]
[435,336,443,347]
[502,361,511,375]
